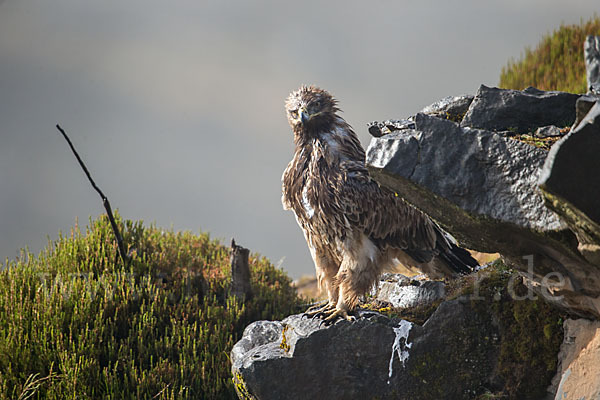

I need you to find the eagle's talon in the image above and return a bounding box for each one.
[310,310,330,320]
[303,303,335,320]
[322,308,355,323]
[304,300,328,314]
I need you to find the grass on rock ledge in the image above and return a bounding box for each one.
[0,214,302,399]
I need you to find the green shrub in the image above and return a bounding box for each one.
[0,214,302,399]
[499,16,600,93]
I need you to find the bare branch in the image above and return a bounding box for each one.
[56,124,129,266]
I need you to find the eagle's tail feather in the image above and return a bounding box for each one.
[439,243,478,275]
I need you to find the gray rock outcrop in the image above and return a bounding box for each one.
[534,125,563,138]
[367,112,563,232]
[232,300,501,400]
[585,35,600,94]
[366,86,600,319]
[232,269,564,400]
[374,273,445,308]
[461,85,579,133]
[539,101,600,266]
[367,119,415,137]
[420,94,474,121]
[572,93,600,129]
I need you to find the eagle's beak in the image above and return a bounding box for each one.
[299,107,310,125]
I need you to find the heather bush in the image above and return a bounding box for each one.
[0,214,301,399]
[500,16,600,93]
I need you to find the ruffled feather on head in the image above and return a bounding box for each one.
[285,85,337,112]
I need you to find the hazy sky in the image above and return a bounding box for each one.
[1,1,598,278]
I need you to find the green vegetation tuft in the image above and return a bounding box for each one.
[499,16,600,93]
[0,214,301,399]
[510,133,564,150]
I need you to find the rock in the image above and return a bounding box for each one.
[367,95,473,137]
[374,273,445,308]
[368,119,415,137]
[366,111,600,318]
[461,85,579,133]
[553,319,600,400]
[232,299,501,400]
[571,94,600,129]
[421,94,474,122]
[534,125,563,138]
[367,113,562,231]
[232,313,399,400]
[539,101,600,265]
[367,121,387,137]
[232,267,567,400]
[549,318,600,394]
[231,320,284,364]
[585,35,600,94]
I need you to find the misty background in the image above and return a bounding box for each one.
[1,0,598,279]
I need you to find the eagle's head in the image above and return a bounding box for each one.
[285,85,339,136]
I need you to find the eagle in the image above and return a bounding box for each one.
[282,85,478,322]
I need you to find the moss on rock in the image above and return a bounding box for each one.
[469,262,564,399]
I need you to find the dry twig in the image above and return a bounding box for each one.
[56,124,129,266]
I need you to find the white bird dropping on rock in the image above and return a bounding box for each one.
[388,320,413,384]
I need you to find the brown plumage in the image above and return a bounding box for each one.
[282,85,477,321]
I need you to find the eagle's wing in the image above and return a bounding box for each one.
[339,167,443,257]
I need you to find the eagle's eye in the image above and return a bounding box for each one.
[313,100,321,109]
[290,109,298,119]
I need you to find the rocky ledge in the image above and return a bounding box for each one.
[232,267,567,400]
[367,84,600,320]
